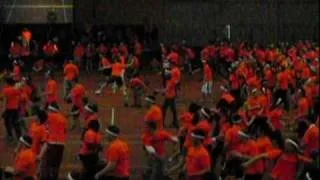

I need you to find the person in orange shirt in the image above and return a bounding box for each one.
[63,60,79,100]
[94,125,130,180]
[2,77,22,142]
[70,81,86,129]
[295,89,310,121]
[201,60,214,103]
[231,131,264,180]
[242,138,313,180]
[28,110,48,156]
[95,57,133,97]
[160,78,179,128]
[144,95,163,128]
[43,71,58,109]
[274,67,291,111]
[128,74,146,107]
[142,120,178,179]
[82,104,99,138]
[300,117,319,158]
[74,120,102,179]
[185,129,212,180]
[73,42,85,67]
[4,135,37,180]
[39,103,67,180]
[11,60,22,82]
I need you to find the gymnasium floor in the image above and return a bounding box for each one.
[0,70,225,179]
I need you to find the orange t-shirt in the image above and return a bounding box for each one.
[264,68,276,88]
[165,80,177,99]
[184,125,196,149]
[296,97,309,118]
[267,108,284,130]
[225,125,242,156]
[74,45,85,58]
[22,30,32,41]
[46,79,58,104]
[104,139,130,177]
[277,71,290,90]
[111,63,127,77]
[221,92,235,104]
[302,124,319,157]
[246,75,261,90]
[47,112,68,143]
[29,122,47,155]
[2,86,20,110]
[204,64,213,81]
[229,74,241,90]
[144,105,163,129]
[64,63,79,81]
[71,84,86,108]
[239,140,264,174]
[186,145,211,178]
[171,67,181,84]
[142,130,174,158]
[266,150,311,180]
[180,112,194,129]
[14,149,37,180]
[80,129,102,155]
[13,65,21,81]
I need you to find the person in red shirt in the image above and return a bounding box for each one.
[43,71,58,109]
[274,67,291,111]
[295,89,310,121]
[185,129,212,180]
[159,78,179,128]
[144,95,164,129]
[11,60,22,82]
[4,135,37,180]
[63,60,79,100]
[201,60,214,103]
[142,120,178,179]
[128,74,146,107]
[300,117,319,158]
[28,110,48,156]
[94,125,130,180]
[242,138,313,180]
[70,81,86,129]
[182,45,195,75]
[39,103,68,180]
[71,120,102,179]
[9,41,21,61]
[43,40,58,67]
[2,77,22,142]
[73,42,85,67]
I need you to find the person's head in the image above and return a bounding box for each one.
[191,129,206,146]
[284,138,301,154]
[88,120,100,132]
[35,110,48,125]
[145,95,156,107]
[188,102,201,114]
[84,104,98,114]
[105,125,120,142]
[19,135,32,149]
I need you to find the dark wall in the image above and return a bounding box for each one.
[74,0,319,45]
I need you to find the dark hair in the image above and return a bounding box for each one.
[107,125,120,135]
[36,110,48,124]
[88,120,100,132]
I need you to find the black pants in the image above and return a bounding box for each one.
[79,153,99,179]
[162,98,178,127]
[243,174,263,180]
[41,144,64,180]
[274,89,289,111]
[2,109,21,139]
[271,129,284,149]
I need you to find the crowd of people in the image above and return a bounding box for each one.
[0,28,319,180]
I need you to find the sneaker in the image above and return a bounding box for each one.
[95,89,101,95]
